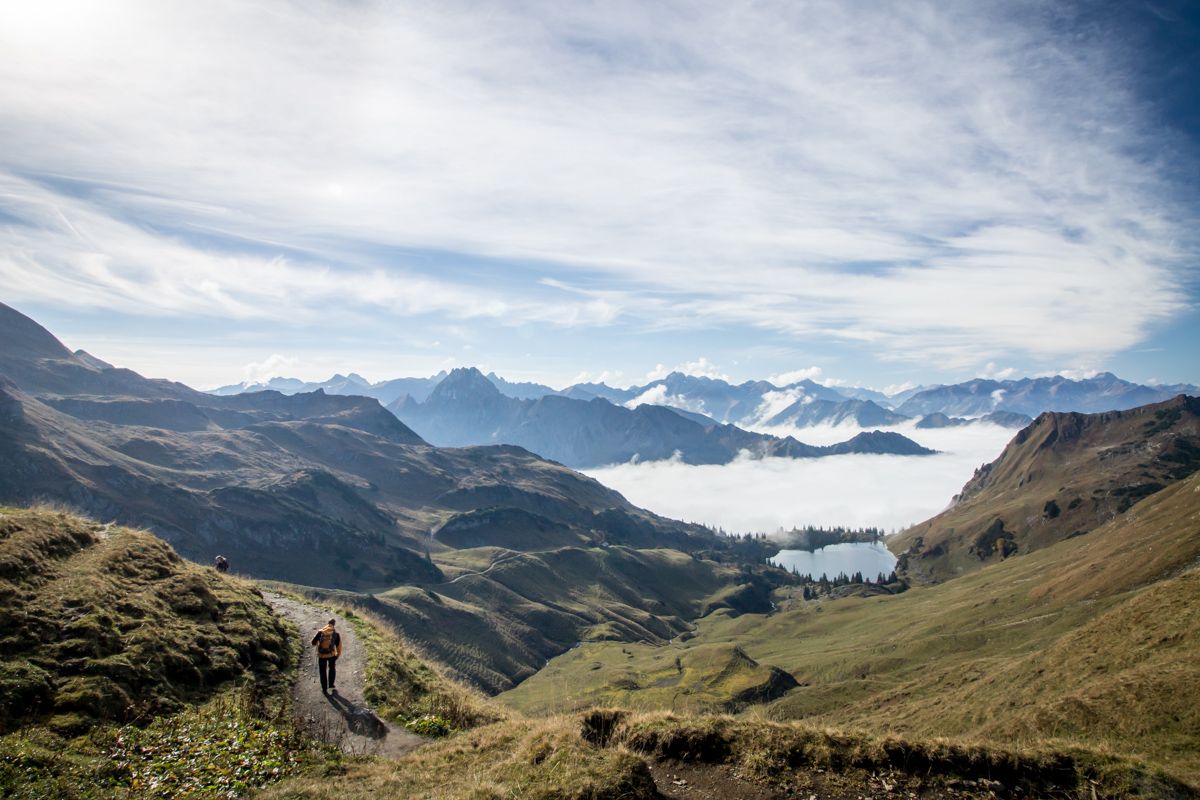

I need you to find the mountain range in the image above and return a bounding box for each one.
[211,364,1195,432]
[0,304,716,584]
[5,298,1200,791]
[211,370,557,405]
[388,367,934,468]
[0,302,783,690]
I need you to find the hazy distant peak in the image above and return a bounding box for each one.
[445,365,486,380]
[428,366,502,402]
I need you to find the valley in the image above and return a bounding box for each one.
[586,422,1017,533]
[1,302,1198,798]
[500,469,1200,785]
[5,4,1200,797]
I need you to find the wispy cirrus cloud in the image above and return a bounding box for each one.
[0,174,619,327]
[0,0,1193,375]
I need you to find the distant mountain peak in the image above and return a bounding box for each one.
[428,366,502,403]
[326,372,369,386]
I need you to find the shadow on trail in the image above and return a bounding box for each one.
[325,691,389,739]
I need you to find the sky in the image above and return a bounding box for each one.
[1,1,1198,392]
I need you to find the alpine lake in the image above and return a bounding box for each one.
[769,541,897,580]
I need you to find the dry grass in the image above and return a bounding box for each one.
[609,712,1194,799]
[259,716,658,800]
[261,708,1195,800]
[340,602,506,730]
[893,397,1199,583]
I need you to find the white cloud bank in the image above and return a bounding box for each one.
[0,1,1191,369]
[242,354,299,384]
[585,424,1016,534]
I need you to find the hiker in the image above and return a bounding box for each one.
[214,555,229,573]
[311,618,342,693]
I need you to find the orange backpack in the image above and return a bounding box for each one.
[315,628,338,657]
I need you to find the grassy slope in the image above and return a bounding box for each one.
[891,396,1199,583]
[0,507,335,799]
[263,709,1194,800]
[276,545,771,694]
[0,506,293,733]
[2,506,1187,799]
[501,472,1200,786]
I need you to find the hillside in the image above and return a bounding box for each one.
[501,468,1200,788]
[275,544,788,694]
[0,304,786,696]
[0,305,721,591]
[2,507,1192,799]
[891,394,1200,583]
[0,506,291,733]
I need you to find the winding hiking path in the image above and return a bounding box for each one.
[264,592,423,759]
[440,552,525,585]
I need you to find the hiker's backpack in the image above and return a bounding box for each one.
[315,629,339,657]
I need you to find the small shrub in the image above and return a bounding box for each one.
[404,714,454,738]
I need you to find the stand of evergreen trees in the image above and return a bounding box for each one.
[777,524,885,551]
[789,568,903,600]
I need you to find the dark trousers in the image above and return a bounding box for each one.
[318,656,337,691]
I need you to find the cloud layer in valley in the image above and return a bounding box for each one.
[585,424,1017,534]
[1,1,1197,387]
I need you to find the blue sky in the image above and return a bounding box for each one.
[1,1,1197,392]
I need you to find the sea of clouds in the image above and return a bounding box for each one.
[585,422,1016,535]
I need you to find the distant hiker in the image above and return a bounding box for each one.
[311,618,342,693]
[214,555,229,573]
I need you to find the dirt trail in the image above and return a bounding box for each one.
[440,552,524,585]
[264,592,423,759]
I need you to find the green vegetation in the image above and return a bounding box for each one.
[775,524,885,550]
[504,640,797,715]
[502,472,1200,788]
[283,545,783,695]
[340,604,504,731]
[893,395,1200,583]
[105,689,315,797]
[0,506,292,732]
[261,708,1192,800]
[0,687,334,800]
[0,507,338,798]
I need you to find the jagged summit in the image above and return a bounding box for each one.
[427,366,504,404]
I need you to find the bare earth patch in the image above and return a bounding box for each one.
[650,761,785,799]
